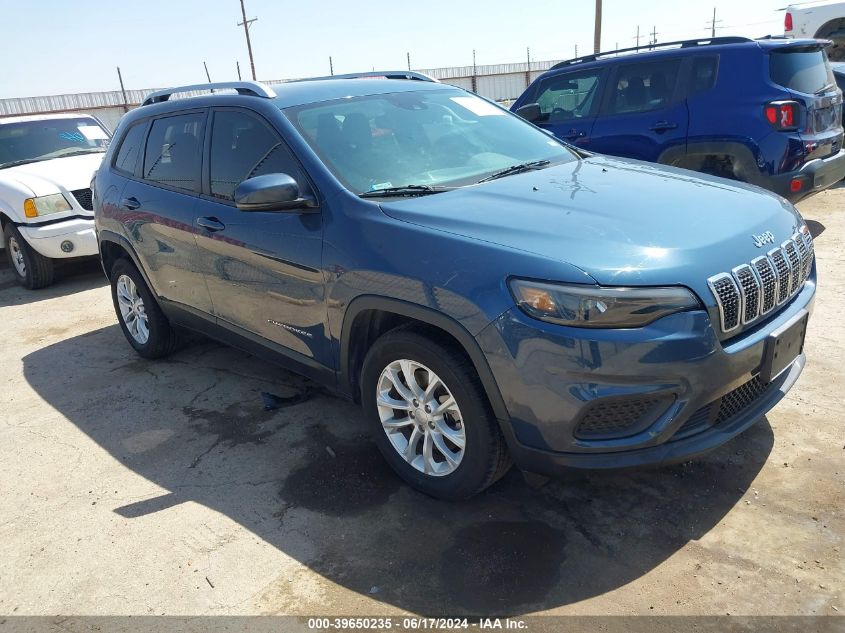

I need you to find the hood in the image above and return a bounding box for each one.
[0,153,104,197]
[378,156,805,301]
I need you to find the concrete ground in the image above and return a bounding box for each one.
[0,190,842,619]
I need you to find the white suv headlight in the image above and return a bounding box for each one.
[24,193,73,218]
[509,278,702,328]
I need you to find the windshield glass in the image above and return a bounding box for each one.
[0,117,110,169]
[770,48,836,94]
[284,89,576,194]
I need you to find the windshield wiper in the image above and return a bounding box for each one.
[359,184,453,198]
[0,158,44,169]
[476,160,551,183]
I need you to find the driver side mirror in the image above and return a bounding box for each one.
[234,173,318,213]
[515,103,541,122]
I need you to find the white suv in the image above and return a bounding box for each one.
[0,113,110,288]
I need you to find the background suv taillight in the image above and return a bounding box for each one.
[764,101,800,130]
[785,12,793,32]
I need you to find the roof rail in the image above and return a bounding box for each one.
[550,36,753,70]
[294,70,439,83]
[141,81,277,106]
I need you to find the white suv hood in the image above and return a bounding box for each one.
[2,153,105,197]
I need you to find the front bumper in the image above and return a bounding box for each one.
[767,148,845,202]
[476,277,815,474]
[18,217,97,259]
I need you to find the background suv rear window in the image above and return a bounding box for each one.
[770,49,835,94]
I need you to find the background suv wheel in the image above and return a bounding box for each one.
[361,326,511,499]
[109,258,179,359]
[3,224,54,289]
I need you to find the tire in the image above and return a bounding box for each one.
[360,326,511,500]
[3,223,54,289]
[109,258,179,359]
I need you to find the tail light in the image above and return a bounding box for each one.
[764,101,800,130]
[785,12,793,32]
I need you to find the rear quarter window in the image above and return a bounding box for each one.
[770,49,835,94]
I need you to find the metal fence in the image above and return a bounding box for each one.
[0,59,563,130]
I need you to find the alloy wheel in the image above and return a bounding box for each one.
[116,274,150,345]
[8,237,26,277]
[376,359,466,476]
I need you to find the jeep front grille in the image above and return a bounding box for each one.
[708,231,813,333]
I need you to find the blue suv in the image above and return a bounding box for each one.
[93,76,815,499]
[512,37,845,202]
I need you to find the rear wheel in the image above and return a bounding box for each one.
[361,327,511,499]
[109,258,179,359]
[3,224,54,289]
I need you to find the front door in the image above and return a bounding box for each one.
[589,57,689,163]
[193,108,329,367]
[530,67,607,149]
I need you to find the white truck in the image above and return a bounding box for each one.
[0,113,110,288]
[784,1,845,60]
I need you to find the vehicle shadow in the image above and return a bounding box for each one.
[22,326,774,616]
[0,257,105,307]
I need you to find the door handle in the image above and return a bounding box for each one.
[196,217,225,232]
[650,121,678,132]
[121,197,141,211]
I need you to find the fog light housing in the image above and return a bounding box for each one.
[60,240,74,253]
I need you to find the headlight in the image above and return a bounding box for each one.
[23,194,72,218]
[509,278,702,328]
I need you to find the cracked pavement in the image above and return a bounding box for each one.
[0,189,842,617]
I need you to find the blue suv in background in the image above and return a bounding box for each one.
[512,37,845,202]
[94,76,815,499]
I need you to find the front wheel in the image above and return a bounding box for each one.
[361,327,511,499]
[3,224,54,289]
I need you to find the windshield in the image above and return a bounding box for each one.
[0,117,110,169]
[284,89,576,194]
[770,48,836,94]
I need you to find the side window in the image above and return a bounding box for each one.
[607,59,682,115]
[690,56,719,96]
[534,69,603,122]
[112,122,146,175]
[143,112,205,193]
[209,110,306,202]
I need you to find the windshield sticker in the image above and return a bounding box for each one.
[371,182,393,191]
[59,131,85,143]
[78,125,109,141]
[449,96,506,117]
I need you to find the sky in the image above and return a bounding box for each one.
[0,0,790,99]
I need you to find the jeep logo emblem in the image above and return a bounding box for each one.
[752,231,775,248]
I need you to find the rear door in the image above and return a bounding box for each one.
[529,67,606,149]
[589,57,689,162]
[192,107,329,368]
[118,110,214,314]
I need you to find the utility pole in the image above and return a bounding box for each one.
[575,44,578,58]
[116,66,128,112]
[329,56,334,76]
[237,0,257,80]
[594,0,602,54]
[706,7,722,38]
[407,51,411,71]
[649,26,658,48]
[634,25,641,48]
[471,49,477,93]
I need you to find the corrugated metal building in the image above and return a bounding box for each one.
[0,59,562,131]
